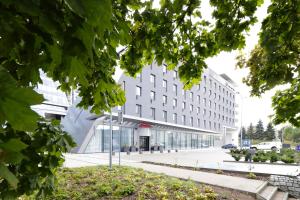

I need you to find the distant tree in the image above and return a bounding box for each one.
[265,122,276,140]
[247,123,255,139]
[255,120,264,140]
[283,126,300,143]
[239,126,247,140]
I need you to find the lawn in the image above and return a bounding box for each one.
[23,166,218,200]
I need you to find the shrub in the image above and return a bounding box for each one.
[260,155,268,162]
[232,154,241,161]
[281,155,295,164]
[269,151,279,163]
[216,169,223,174]
[246,172,257,179]
[253,155,260,162]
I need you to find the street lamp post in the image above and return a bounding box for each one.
[109,110,112,170]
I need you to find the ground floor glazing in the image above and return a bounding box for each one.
[84,124,222,153]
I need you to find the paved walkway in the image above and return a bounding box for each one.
[64,152,266,195]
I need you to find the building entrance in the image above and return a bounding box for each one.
[139,136,149,151]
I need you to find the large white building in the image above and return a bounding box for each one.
[61,63,239,153]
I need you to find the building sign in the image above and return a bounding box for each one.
[139,122,152,128]
[242,139,251,147]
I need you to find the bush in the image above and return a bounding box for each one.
[281,155,295,164]
[260,155,268,162]
[253,155,260,162]
[269,151,279,163]
[232,154,241,161]
[246,172,257,179]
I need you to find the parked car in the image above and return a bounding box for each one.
[222,144,237,149]
[250,141,282,151]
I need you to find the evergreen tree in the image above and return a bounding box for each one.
[265,123,276,140]
[247,123,255,139]
[239,126,247,140]
[255,120,264,140]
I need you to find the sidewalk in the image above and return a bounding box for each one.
[64,153,266,195]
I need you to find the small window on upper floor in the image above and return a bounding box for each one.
[136,86,141,96]
[173,98,177,107]
[182,101,186,109]
[190,92,193,101]
[150,74,156,87]
[190,104,193,112]
[203,87,206,94]
[182,115,186,125]
[136,73,142,82]
[163,95,167,104]
[163,65,167,74]
[182,89,186,99]
[163,110,167,122]
[173,70,178,79]
[197,95,200,104]
[173,84,177,95]
[197,84,201,90]
[150,91,155,101]
[163,79,167,90]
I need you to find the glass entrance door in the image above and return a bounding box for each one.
[139,136,149,151]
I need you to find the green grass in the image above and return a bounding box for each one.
[23,166,217,200]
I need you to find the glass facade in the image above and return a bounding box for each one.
[85,125,222,153]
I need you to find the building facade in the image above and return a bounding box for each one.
[32,72,77,120]
[62,63,238,153]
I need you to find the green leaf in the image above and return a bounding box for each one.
[0,67,44,131]
[0,139,28,152]
[0,164,19,189]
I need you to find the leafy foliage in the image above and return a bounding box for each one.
[283,126,300,143]
[264,122,276,140]
[0,121,75,199]
[237,0,300,126]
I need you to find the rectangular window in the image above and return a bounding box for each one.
[190,117,193,126]
[163,79,167,90]
[173,70,178,79]
[203,87,206,94]
[173,98,177,107]
[136,104,142,117]
[203,98,206,106]
[190,104,193,112]
[150,107,155,119]
[197,107,200,114]
[150,91,155,101]
[198,84,201,90]
[197,119,200,127]
[190,92,193,101]
[173,113,177,123]
[197,95,200,103]
[163,110,167,122]
[163,65,167,74]
[209,79,212,87]
[136,86,141,96]
[204,120,206,128]
[173,84,177,95]
[203,109,206,116]
[163,95,167,104]
[122,81,125,90]
[209,100,211,108]
[182,102,186,109]
[182,115,186,125]
[136,73,142,82]
[182,89,186,99]
[209,121,212,129]
[150,74,156,86]
[204,75,207,83]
